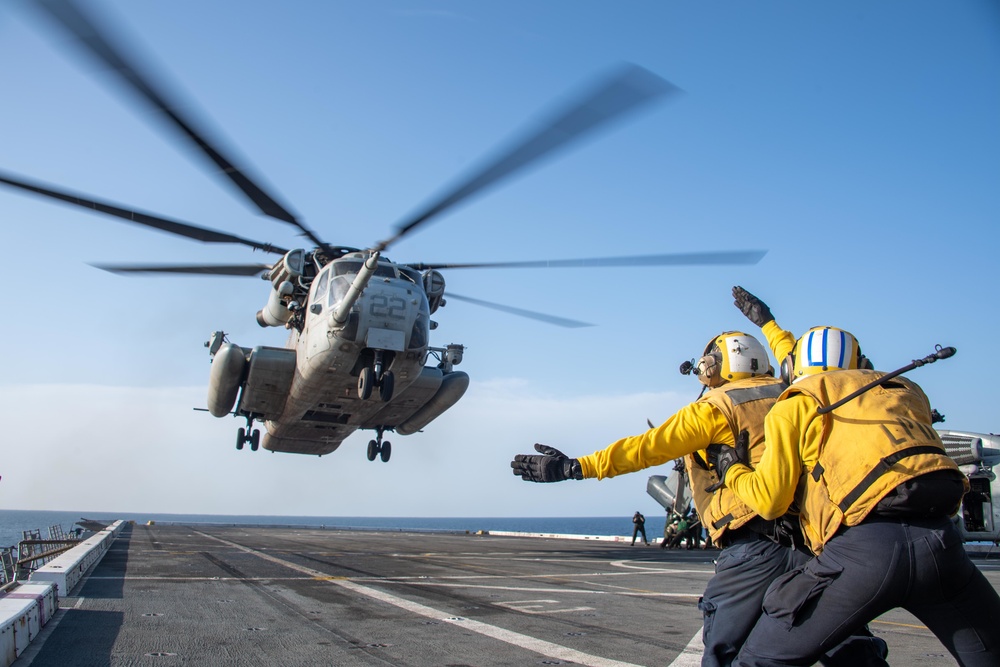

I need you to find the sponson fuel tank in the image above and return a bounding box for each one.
[396,370,469,435]
[207,343,247,417]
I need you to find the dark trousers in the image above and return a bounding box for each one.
[631,525,647,545]
[699,533,887,667]
[734,516,1000,666]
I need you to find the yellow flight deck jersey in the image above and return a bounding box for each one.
[727,369,965,553]
[578,375,785,542]
[577,320,795,543]
[761,319,795,366]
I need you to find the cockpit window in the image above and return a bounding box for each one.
[312,268,330,303]
[333,261,363,276]
[332,260,398,279]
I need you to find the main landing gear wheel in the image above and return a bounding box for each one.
[367,439,378,461]
[236,427,245,450]
[378,371,394,402]
[380,441,391,462]
[358,367,374,400]
[250,429,260,451]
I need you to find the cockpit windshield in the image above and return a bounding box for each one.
[332,261,397,279]
[312,268,330,303]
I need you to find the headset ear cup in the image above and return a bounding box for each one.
[860,355,873,371]
[780,355,794,385]
[697,355,717,386]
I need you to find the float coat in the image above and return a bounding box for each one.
[728,369,967,554]
[688,379,785,542]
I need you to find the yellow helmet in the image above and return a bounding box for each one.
[695,331,771,388]
[781,326,872,384]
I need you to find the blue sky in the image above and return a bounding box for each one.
[0,1,997,518]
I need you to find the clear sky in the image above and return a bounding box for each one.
[0,1,997,518]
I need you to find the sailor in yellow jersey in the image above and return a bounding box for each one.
[511,288,887,667]
[710,323,1000,666]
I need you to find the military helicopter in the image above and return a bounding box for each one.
[939,430,1000,545]
[2,0,767,462]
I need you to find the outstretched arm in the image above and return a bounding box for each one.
[510,402,729,484]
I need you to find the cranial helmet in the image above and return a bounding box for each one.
[781,326,872,384]
[695,331,771,388]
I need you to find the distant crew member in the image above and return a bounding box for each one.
[631,511,649,545]
[510,300,887,667]
[709,324,1000,666]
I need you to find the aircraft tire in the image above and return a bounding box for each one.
[250,429,260,451]
[379,371,395,402]
[380,441,392,463]
[367,439,379,461]
[358,367,374,400]
[237,427,246,450]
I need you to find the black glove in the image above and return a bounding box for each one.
[704,430,750,492]
[511,444,583,483]
[732,286,774,328]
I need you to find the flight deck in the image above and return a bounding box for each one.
[14,523,1000,666]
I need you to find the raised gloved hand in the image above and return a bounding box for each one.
[704,430,750,492]
[511,444,583,483]
[732,286,774,328]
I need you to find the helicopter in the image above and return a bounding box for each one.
[938,429,1000,545]
[2,0,768,463]
[646,429,1000,547]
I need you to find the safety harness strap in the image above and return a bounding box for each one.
[836,445,947,513]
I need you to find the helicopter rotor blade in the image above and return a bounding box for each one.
[92,263,271,277]
[29,0,329,250]
[374,64,681,252]
[0,170,287,254]
[407,250,766,271]
[445,293,593,328]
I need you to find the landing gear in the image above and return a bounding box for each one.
[378,371,394,402]
[358,366,374,400]
[366,428,392,462]
[358,351,395,402]
[236,417,260,452]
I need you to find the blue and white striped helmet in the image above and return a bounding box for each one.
[786,326,870,383]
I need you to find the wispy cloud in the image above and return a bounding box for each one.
[1,380,686,518]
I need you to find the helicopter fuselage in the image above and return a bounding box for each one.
[207,251,469,456]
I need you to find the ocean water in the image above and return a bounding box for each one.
[0,509,668,549]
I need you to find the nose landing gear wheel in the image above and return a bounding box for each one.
[236,427,246,450]
[366,429,393,462]
[250,429,260,451]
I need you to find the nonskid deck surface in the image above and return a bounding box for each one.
[19,524,1000,666]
